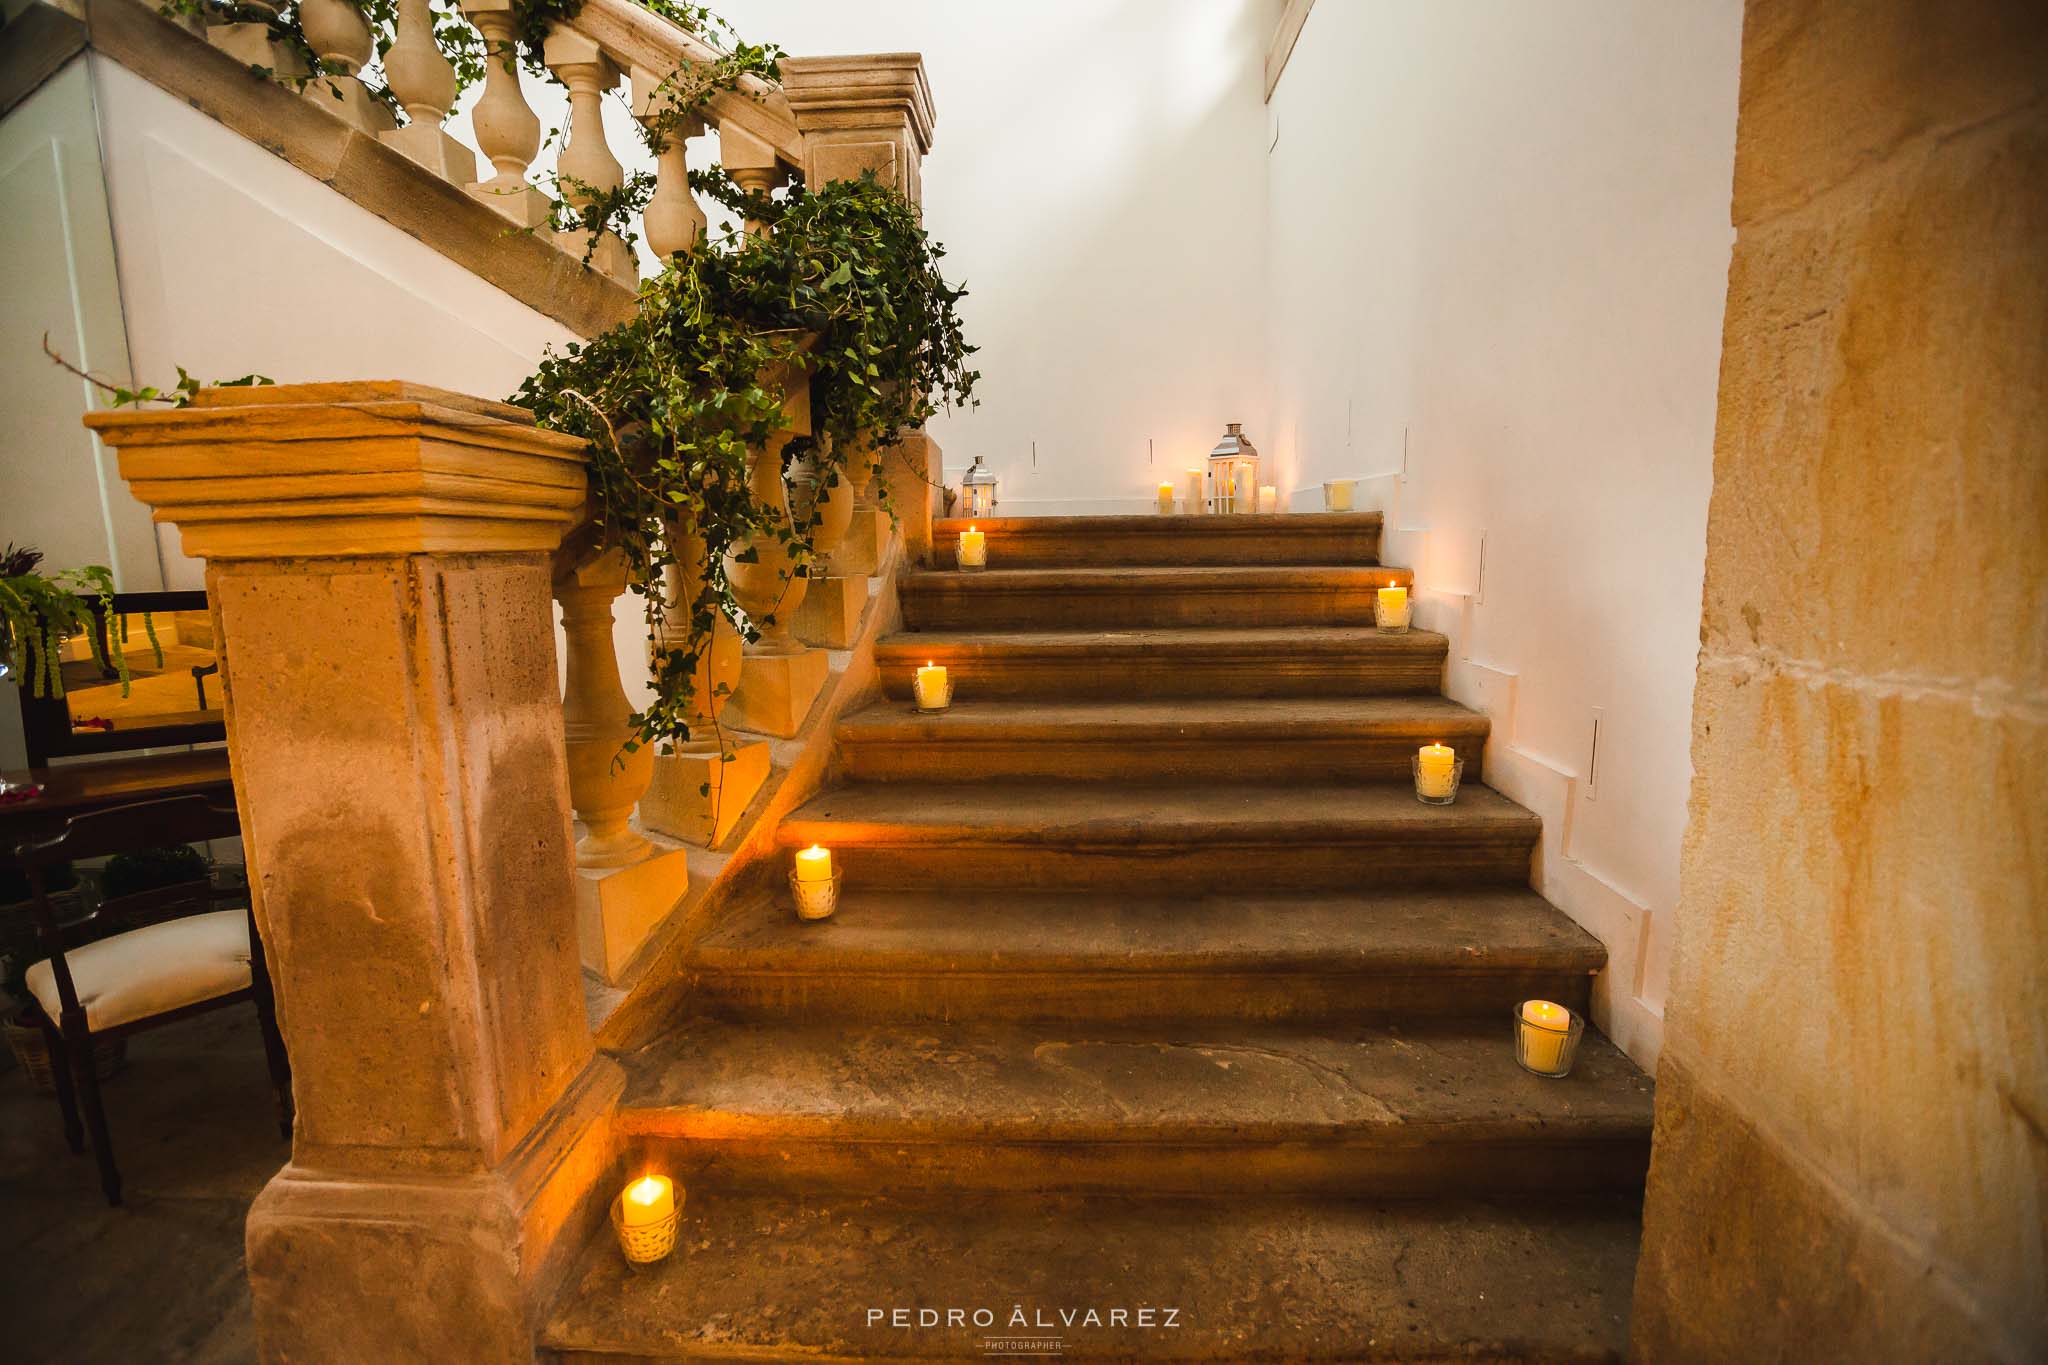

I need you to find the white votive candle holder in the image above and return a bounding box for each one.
[612,1174,682,1266]
[1513,1000,1585,1078]
[1414,745,1462,804]
[957,525,987,570]
[912,662,953,713]
[1375,585,1412,633]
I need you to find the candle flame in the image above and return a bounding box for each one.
[805,844,824,857]
[968,524,977,533]
[627,1175,665,1205]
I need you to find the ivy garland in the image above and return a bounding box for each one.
[515,172,978,754]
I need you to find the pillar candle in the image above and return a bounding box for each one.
[1185,469,1205,515]
[1259,484,1279,513]
[1157,482,1176,514]
[913,661,949,710]
[794,844,833,883]
[1377,584,1411,629]
[1416,742,1457,800]
[957,525,987,568]
[1518,1000,1572,1073]
[620,1174,674,1228]
[1235,468,1254,515]
[1325,479,1356,512]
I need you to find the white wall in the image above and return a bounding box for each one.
[716,0,1276,512]
[1265,0,1742,1066]
[91,56,581,589]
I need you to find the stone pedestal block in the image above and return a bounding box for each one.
[383,119,479,183]
[87,382,616,1363]
[728,648,831,739]
[641,743,774,850]
[575,842,690,983]
[794,574,868,650]
[828,506,889,578]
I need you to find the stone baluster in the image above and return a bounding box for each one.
[717,124,787,237]
[297,0,395,133]
[83,381,621,1362]
[458,0,553,226]
[381,0,478,181]
[554,548,654,870]
[725,361,829,737]
[640,511,770,849]
[555,545,692,981]
[542,31,638,286]
[630,67,708,261]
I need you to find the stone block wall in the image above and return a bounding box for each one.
[1632,2,2047,1360]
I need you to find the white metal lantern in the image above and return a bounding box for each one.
[1207,423,1261,514]
[960,455,1000,518]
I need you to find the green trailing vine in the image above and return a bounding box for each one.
[515,172,977,754]
[0,547,159,701]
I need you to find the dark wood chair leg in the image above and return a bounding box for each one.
[62,1012,121,1206]
[247,907,293,1139]
[37,1010,84,1153]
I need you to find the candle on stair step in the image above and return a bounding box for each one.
[1376,583,1411,631]
[1185,468,1205,516]
[794,844,833,882]
[1158,481,1176,514]
[1415,742,1458,801]
[613,1172,679,1263]
[1259,484,1279,513]
[914,661,950,711]
[957,525,987,569]
[1514,1000,1581,1077]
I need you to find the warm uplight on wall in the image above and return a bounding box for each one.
[612,1173,680,1264]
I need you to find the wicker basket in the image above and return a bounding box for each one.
[4,1009,125,1095]
[610,1188,684,1266]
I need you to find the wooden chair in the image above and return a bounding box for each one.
[10,794,291,1205]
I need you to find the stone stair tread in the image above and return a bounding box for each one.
[692,887,1603,975]
[934,511,1387,534]
[542,1188,1638,1363]
[836,694,1490,742]
[879,625,1447,652]
[902,563,1409,588]
[615,1015,1653,1143]
[779,780,1540,845]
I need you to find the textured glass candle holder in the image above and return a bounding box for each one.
[790,868,843,921]
[611,1190,682,1266]
[1512,1002,1586,1078]
[1413,755,1463,805]
[1375,595,1413,633]
[911,674,954,714]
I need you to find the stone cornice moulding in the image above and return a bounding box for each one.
[780,53,937,154]
[83,381,589,559]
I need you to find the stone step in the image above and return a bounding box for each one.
[899,564,1409,630]
[611,1017,1654,1197]
[931,511,1384,568]
[874,627,1448,701]
[777,782,1539,892]
[680,888,1603,1023]
[543,1188,1640,1362]
[835,696,1491,783]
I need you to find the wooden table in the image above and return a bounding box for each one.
[0,749,238,843]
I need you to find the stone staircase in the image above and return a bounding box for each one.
[542,512,1653,1362]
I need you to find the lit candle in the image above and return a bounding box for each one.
[1185,469,1205,515]
[1416,742,1457,800]
[1377,583,1411,630]
[1157,481,1176,514]
[1235,467,1254,515]
[1518,1000,1572,1074]
[794,844,833,883]
[1258,484,1278,513]
[957,525,987,568]
[913,661,949,710]
[620,1173,674,1229]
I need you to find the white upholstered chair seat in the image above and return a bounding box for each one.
[26,909,253,1033]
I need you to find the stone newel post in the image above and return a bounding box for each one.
[86,382,624,1364]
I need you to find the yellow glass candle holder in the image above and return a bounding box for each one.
[1413,745,1462,804]
[1513,1000,1585,1078]
[612,1174,682,1266]
[912,663,953,713]
[1375,584,1412,633]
